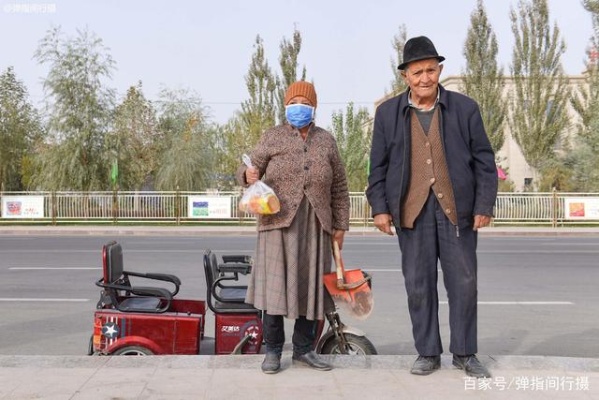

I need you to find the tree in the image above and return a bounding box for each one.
[584,0,599,15]
[509,0,570,187]
[568,0,599,191]
[461,0,507,155]
[106,82,160,190]
[211,118,245,190]
[571,1,599,140]
[154,88,214,191]
[215,35,277,189]
[239,35,277,148]
[0,67,43,191]
[275,28,307,124]
[331,103,372,191]
[32,27,115,191]
[389,24,408,95]
[567,111,599,191]
[214,30,308,190]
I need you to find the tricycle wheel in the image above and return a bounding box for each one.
[320,333,377,355]
[112,346,154,356]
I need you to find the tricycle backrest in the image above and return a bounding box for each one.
[203,250,217,292]
[103,241,124,284]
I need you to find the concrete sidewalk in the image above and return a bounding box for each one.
[0,354,598,400]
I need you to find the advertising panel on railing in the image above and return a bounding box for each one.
[564,197,599,220]
[1,196,45,218]
[188,196,232,219]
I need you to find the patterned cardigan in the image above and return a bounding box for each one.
[235,123,350,234]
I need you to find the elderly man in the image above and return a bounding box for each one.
[366,36,497,378]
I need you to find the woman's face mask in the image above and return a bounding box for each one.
[285,104,315,129]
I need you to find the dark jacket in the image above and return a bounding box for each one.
[366,85,498,230]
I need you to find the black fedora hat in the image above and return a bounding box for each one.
[398,36,445,70]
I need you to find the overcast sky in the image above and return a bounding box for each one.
[0,0,594,129]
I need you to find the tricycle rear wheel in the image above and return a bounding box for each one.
[320,333,377,355]
[112,346,154,356]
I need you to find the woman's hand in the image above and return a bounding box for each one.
[332,229,345,250]
[245,167,259,185]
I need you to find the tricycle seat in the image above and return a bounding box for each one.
[203,249,260,314]
[96,241,181,313]
[117,297,161,312]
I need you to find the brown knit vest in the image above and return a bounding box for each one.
[400,108,458,228]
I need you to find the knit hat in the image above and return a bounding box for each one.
[284,81,317,107]
[398,36,445,70]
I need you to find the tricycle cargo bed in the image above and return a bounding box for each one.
[93,304,205,355]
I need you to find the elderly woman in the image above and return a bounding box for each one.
[236,81,350,374]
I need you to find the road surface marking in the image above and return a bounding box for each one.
[9,267,100,270]
[0,298,90,302]
[440,301,573,305]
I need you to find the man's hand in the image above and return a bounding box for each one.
[473,215,491,231]
[373,213,394,235]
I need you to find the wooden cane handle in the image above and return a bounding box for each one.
[332,240,345,287]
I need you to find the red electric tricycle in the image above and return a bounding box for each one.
[89,241,376,356]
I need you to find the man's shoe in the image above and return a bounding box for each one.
[292,350,332,371]
[261,352,281,374]
[452,354,491,378]
[410,355,441,375]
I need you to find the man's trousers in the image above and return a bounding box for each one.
[397,192,479,356]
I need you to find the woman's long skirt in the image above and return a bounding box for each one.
[245,196,334,320]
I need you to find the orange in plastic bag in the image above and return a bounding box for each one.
[239,154,281,215]
[239,181,281,215]
[244,191,280,214]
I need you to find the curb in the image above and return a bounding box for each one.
[1,226,599,237]
[1,355,598,372]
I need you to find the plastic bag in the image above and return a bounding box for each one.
[239,180,281,215]
[238,154,281,215]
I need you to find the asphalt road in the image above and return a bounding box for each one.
[0,234,597,357]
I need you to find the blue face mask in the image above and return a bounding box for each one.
[285,104,314,129]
